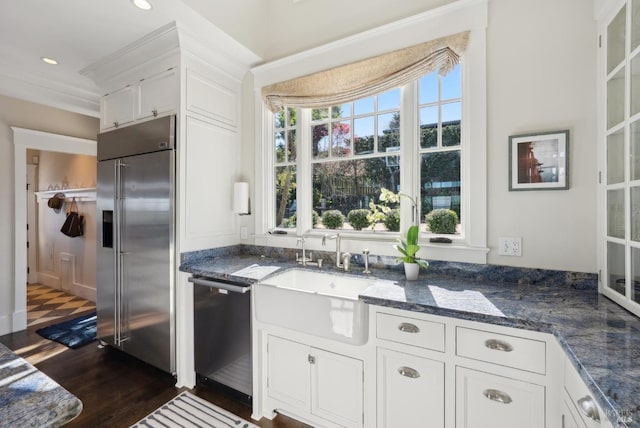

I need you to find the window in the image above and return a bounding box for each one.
[270,65,463,234]
[274,107,297,229]
[254,0,488,263]
[419,65,462,233]
[309,90,401,231]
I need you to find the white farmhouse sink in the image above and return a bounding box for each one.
[254,269,375,345]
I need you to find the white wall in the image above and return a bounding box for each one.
[37,151,97,300]
[242,0,598,273]
[0,93,98,334]
[486,0,597,272]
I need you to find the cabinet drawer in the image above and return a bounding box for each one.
[455,366,545,428]
[456,327,546,374]
[376,312,445,352]
[564,359,608,428]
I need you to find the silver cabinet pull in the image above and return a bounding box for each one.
[577,396,601,422]
[483,389,512,404]
[484,338,513,352]
[398,366,420,378]
[398,322,420,333]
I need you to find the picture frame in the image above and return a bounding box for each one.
[508,130,569,191]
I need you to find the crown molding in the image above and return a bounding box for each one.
[0,68,100,117]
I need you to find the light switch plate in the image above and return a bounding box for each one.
[498,237,522,256]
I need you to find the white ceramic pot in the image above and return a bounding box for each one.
[404,262,419,281]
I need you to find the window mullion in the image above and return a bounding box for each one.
[297,108,313,233]
[400,82,418,229]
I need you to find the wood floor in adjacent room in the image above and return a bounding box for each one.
[0,314,309,428]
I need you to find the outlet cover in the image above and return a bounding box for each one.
[498,237,522,256]
[240,226,248,240]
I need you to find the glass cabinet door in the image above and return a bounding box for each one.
[602,0,640,316]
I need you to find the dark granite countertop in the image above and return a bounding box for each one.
[0,341,83,427]
[180,247,640,428]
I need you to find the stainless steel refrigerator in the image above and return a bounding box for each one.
[96,115,175,375]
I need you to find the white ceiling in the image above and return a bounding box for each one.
[0,0,261,117]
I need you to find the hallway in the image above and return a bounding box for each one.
[27,283,95,327]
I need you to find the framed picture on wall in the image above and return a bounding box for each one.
[508,130,569,191]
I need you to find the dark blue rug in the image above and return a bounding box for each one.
[36,312,97,349]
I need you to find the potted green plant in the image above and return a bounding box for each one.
[394,224,429,280]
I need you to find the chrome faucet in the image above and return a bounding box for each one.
[323,233,349,270]
[296,236,309,266]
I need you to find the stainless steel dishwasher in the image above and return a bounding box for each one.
[189,276,252,402]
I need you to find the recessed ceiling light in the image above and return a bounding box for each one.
[131,0,152,10]
[41,57,58,65]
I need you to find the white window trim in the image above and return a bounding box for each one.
[252,0,488,264]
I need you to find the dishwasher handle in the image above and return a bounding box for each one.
[188,276,251,293]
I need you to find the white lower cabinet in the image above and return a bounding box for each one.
[267,335,363,428]
[563,392,586,428]
[377,348,445,427]
[455,367,545,428]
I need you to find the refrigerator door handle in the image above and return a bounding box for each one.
[114,159,130,346]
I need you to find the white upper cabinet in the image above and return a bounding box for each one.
[101,86,136,130]
[136,68,178,121]
[186,69,238,130]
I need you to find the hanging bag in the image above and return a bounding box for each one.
[60,197,84,238]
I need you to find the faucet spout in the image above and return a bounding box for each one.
[323,233,343,269]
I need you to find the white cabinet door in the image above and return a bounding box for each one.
[102,86,135,130]
[186,68,238,130]
[377,348,445,428]
[267,335,310,411]
[456,367,545,428]
[266,335,364,427]
[136,68,178,120]
[311,347,363,428]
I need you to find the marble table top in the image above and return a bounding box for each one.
[180,248,640,428]
[0,341,82,427]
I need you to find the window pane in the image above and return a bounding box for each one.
[607,241,626,296]
[354,117,374,155]
[287,107,297,126]
[608,188,625,239]
[275,166,297,228]
[288,129,297,162]
[312,108,329,121]
[312,124,329,159]
[632,121,640,180]
[275,109,285,129]
[333,103,351,118]
[275,131,286,163]
[421,150,461,231]
[420,106,438,148]
[632,186,640,241]
[419,71,438,104]
[632,247,640,303]
[332,121,351,157]
[632,55,640,117]
[608,67,625,129]
[441,64,461,100]
[607,7,626,74]
[442,102,461,147]
[312,157,400,230]
[378,112,400,153]
[378,89,401,111]
[608,128,624,184]
[354,97,374,115]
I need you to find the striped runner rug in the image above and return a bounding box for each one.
[131,391,259,428]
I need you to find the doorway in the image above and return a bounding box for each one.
[12,127,96,333]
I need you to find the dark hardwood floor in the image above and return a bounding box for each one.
[0,314,310,428]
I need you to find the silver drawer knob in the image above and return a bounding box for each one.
[398,366,420,378]
[398,322,420,333]
[577,396,601,422]
[484,338,513,352]
[483,389,512,404]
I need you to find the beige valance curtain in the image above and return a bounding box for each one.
[262,31,469,113]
